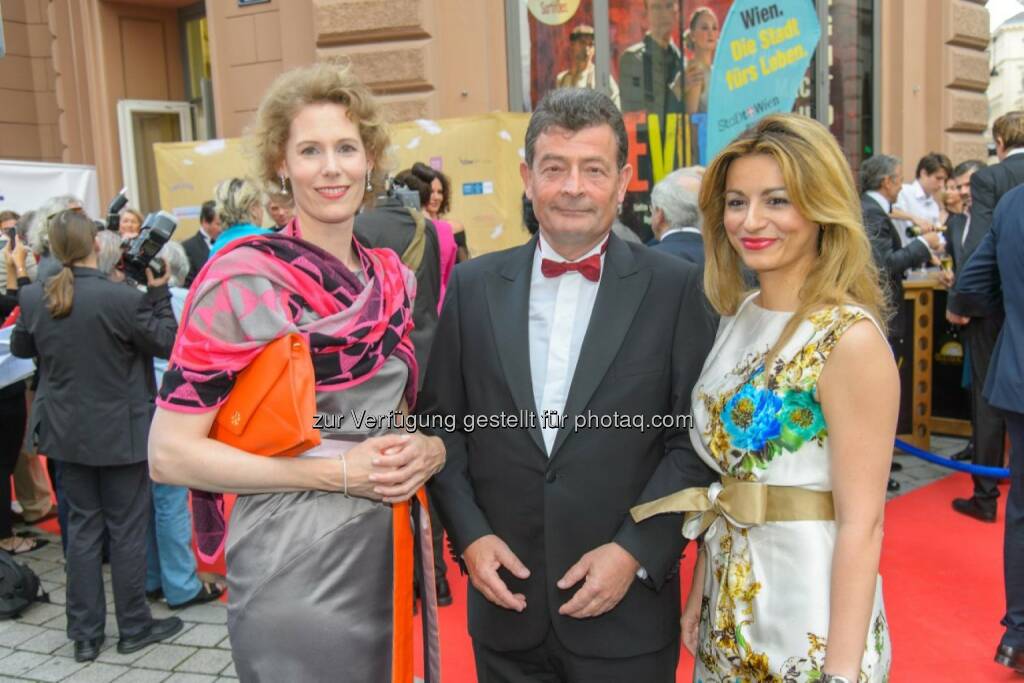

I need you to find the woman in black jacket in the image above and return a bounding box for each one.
[11,210,183,663]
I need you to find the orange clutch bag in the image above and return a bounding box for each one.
[208,332,321,457]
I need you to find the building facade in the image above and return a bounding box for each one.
[0,0,992,219]
[988,10,1024,133]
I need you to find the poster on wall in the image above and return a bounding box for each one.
[525,0,819,242]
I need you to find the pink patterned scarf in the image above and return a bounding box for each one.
[157,219,417,562]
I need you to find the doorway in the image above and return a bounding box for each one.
[116,100,194,215]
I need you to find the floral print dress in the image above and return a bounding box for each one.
[688,294,892,683]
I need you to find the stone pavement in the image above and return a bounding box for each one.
[0,436,968,681]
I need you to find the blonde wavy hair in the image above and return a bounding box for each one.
[698,113,888,358]
[214,177,263,227]
[249,63,390,206]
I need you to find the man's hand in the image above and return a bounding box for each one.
[463,535,530,612]
[946,309,970,326]
[937,270,955,288]
[557,542,639,619]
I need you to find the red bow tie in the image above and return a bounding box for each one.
[541,253,602,282]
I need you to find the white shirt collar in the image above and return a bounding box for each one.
[198,227,213,245]
[1007,147,1024,158]
[911,179,933,202]
[660,227,701,239]
[866,191,891,213]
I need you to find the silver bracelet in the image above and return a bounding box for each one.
[339,452,349,497]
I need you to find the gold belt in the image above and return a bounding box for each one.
[630,476,835,539]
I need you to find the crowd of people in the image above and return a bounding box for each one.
[0,60,1021,682]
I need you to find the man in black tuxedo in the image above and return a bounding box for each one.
[650,167,704,265]
[420,88,717,680]
[860,154,941,492]
[860,155,941,341]
[950,183,1024,672]
[181,200,221,287]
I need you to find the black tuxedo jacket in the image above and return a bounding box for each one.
[419,233,717,658]
[963,152,1024,257]
[182,232,210,287]
[861,193,930,339]
[651,230,704,266]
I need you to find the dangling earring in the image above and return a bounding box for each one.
[365,171,373,192]
[279,175,289,195]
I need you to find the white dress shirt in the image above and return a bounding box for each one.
[529,233,606,454]
[894,179,941,247]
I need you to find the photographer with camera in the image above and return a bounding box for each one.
[11,209,184,662]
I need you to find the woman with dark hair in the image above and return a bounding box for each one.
[410,161,469,262]
[683,6,719,114]
[12,210,181,662]
[396,166,458,307]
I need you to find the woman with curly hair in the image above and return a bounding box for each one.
[149,64,444,682]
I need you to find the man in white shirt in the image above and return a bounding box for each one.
[420,87,717,681]
[892,152,951,248]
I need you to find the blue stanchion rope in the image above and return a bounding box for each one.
[894,438,1010,479]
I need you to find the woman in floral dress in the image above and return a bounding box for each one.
[634,114,896,682]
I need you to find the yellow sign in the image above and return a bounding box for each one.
[153,113,533,256]
[527,0,581,26]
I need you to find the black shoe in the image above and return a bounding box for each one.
[995,643,1024,673]
[887,478,901,492]
[952,442,975,461]
[116,617,184,654]
[890,461,903,472]
[74,636,104,662]
[436,577,453,607]
[168,582,223,610]
[952,497,996,522]
[145,587,163,601]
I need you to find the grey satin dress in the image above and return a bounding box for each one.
[226,358,408,682]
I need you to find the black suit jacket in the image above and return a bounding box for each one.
[861,193,931,339]
[354,198,441,388]
[182,232,210,287]
[650,230,704,266]
[11,268,177,466]
[419,234,717,658]
[962,152,1024,258]
[953,185,1024,413]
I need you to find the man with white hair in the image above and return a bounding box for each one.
[649,166,704,264]
[28,195,84,282]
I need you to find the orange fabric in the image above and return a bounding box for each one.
[391,489,428,682]
[208,333,321,457]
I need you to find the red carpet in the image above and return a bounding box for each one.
[409,473,1014,682]
[28,472,1014,680]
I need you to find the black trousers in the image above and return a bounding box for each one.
[473,628,679,683]
[964,316,1007,507]
[0,392,26,539]
[1002,411,1024,649]
[60,461,152,641]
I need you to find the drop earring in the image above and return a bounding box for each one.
[279,175,289,195]
[365,171,373,192]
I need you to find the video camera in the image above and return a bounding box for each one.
[119,211,178,284]
[387,177,421,210]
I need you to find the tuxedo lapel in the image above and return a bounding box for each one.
[549,235,650,459]
[485,237,546,456]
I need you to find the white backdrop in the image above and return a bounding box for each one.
[0,160,101,218]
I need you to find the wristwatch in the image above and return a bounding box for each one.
[820,675,852,683]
